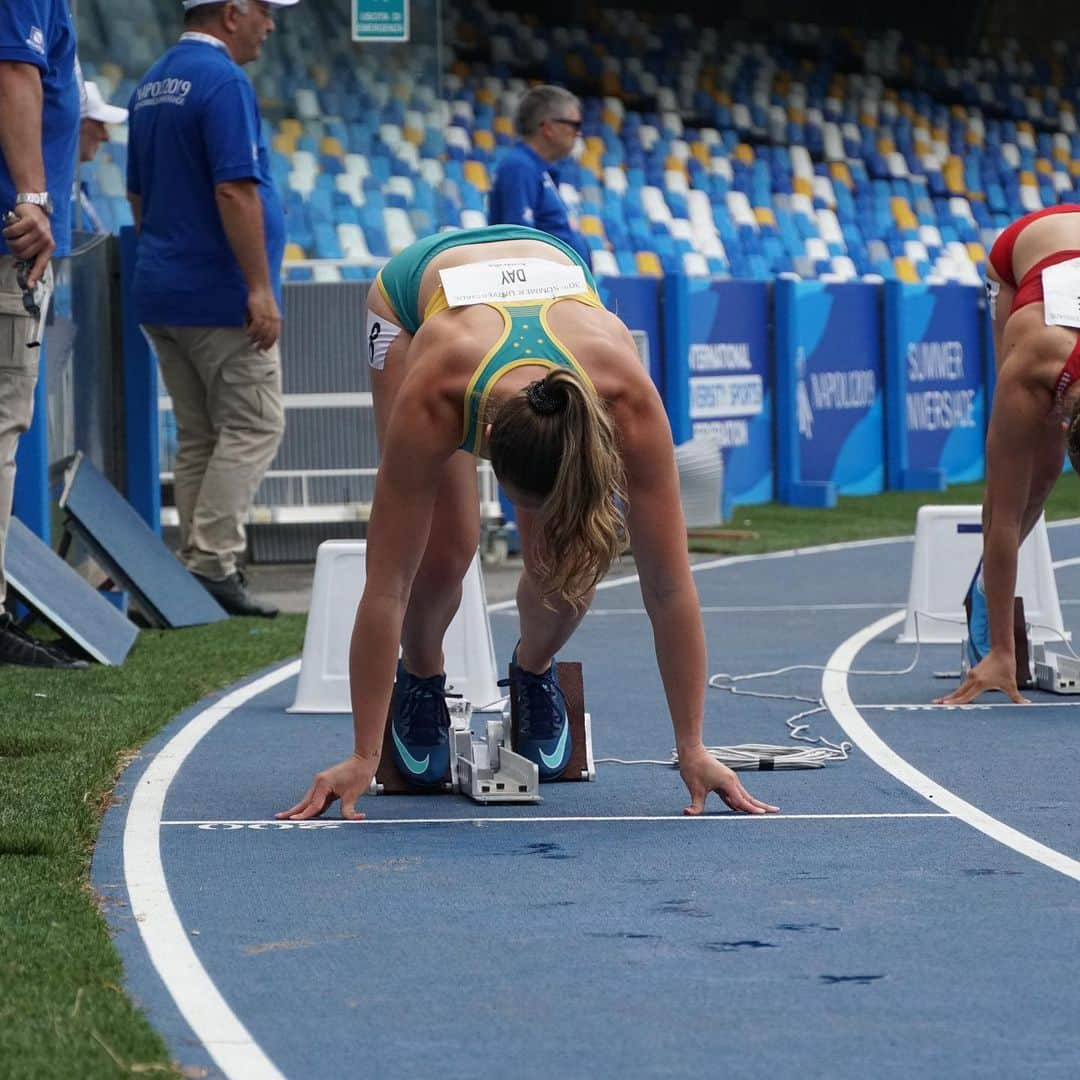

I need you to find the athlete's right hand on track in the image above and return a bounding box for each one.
[679,749,779,816]
[276,755,375,820]
[934,651,1028,706]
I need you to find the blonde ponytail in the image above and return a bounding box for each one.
[488,369,626,608]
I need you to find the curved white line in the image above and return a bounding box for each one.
[822,611,1080,882]
[123,660,301,1080]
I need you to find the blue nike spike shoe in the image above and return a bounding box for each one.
[501,646,573,780]
[389,661,452,788]
[964,560,991,671]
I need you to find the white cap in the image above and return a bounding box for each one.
[82,81,128,125]
[182,0,299,9]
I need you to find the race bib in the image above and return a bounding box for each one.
[984,277,999,322]
[1042,257,1080,328]
[439,259,588,308]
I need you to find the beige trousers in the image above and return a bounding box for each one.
[0,257,51,612]
[144,324,284,580]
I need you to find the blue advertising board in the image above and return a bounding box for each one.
[598,275,663,391]
[775,279,883,506]
[884,282,986,490]
[667,278,773,516]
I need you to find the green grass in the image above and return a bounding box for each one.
[689,480,1080,555]
[0,615,305,1079]
[5,477,1080,1076]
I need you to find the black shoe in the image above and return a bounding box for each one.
[0,613,90,669]
[192,571,278,618]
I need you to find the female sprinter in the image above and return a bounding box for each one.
[939,205,1080,704]
[278,224,777,819]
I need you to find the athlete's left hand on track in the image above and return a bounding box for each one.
[276,756,374,821]
[678,749,779,816]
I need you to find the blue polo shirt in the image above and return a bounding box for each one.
[0,0,79,258]
[488,142,592,266]
[127,36,285,327]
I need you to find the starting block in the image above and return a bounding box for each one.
[899,506,1065,645]
[369,661,596,802]
[1033,647,1080,694]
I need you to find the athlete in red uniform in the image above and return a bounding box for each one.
[939,205,1080,704]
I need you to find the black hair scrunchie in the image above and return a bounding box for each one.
[525,378,566,416]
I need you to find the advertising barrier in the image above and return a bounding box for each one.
[775,279,884,506]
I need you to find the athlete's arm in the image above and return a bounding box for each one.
[615,358,777,815]
[937,366,1046,704]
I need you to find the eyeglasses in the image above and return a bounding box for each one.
[548,117,583,132]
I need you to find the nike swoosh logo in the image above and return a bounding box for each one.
[539,721,570,770]
[392,727,431,775]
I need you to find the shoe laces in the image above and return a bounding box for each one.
[499,666,566,741]
[397,672,458,744]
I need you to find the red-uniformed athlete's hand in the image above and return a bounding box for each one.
[246,286,281,350]
[934,650,1028,705]
[3,204,54,287]
[679,748,780,816]
[276,755,375,821]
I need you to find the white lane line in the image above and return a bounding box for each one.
[498,602,906,617]
[124,661,301,1080]
[161,812,952,827]
[858,701,1080,710]
[822,612,1080,882]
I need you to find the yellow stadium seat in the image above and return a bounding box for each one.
[792,176,813,197]
[463,161,490,192]
[859,110,877,129]
[877,137,895,156]
[601,72,622,97]
[602,109,622,133]
[943,157,965,195]
[733,143,754,165]
[579,152,602,177]
[716,91,731,107]
[1019,170,1037,187]
[691,142,710,167]
[829,162,853,189]
[476,87,496,106]
[586,136,605,157]
[310,64,329,89]
[965,128,983,147]
[966,242,987,264]
[579,215,605,237]
[284,243,306,261]
[273,133,297,155]
[754,207,776,227]
[279,118,302,138]
[664,156,687,174]
[789,107,806,125]
[404,126,424,147]
[1036,158,1053,175]
[1071,160,1080,178]
[473,130,496,152]
[320,136,345,158]
[494,116,514,136]
[635,252,663,277]
[893,257,920,284]
[1054,145,1070,164]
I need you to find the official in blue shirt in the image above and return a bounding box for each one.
[488,85,592,268]
[0,0,83,668]
[127,0,298,618]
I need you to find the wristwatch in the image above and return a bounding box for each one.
[15,192,53,215]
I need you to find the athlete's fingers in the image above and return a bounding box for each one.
[683,785,707,816]
[276,781,318,819]
[339,796,365,821]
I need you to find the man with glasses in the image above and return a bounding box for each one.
[0,0,84,667]
[489,85,592,266]
[127,0,298,617]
